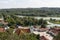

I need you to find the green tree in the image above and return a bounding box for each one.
[54,32,60,40]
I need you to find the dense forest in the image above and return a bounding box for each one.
[2,14,47,28]
[0,7,60,17]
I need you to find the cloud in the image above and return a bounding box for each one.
[0,0,60,9]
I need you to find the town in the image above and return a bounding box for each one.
[0,0,60,40]
[0,14,60,40]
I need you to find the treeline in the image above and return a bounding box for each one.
[0,7,60,17]
[2,14,47,28]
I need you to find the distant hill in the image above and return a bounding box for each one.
[0,7,60,17]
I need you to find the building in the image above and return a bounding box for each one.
[48,27,60,36]
[30,26,53,40]
[40,36,48,40]
[2,21,8,25]
[0,18,4,23]
[14,26,30,35]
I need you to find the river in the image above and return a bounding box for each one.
[17,15,60,20]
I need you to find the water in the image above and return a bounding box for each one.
[17,15,60,20]
[17,15,60,27]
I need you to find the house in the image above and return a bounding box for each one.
[2,21,8,25]
[54,27,60,31]
[49,27,60,36]
[30,26,53,40]
[0,18,4,23]
[15,26,30,35]
[30,26,48,33]
[40,36,48,40]
[39,28,48,32]
[0,18,8,25]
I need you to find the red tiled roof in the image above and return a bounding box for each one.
[39,28,48,31]
[50,28,60,35]
[40,36,48,40]
[54,28,60,31]
[15,28,30,35]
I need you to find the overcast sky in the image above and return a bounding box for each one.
[0,0,60,9]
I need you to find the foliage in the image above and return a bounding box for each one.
[0,8,60,17]
[54,32,60,40]
[3,14,47,28]
[0,28,40,40]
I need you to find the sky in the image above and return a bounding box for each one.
[0,0,60,9]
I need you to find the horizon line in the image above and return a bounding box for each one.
[0,7,60,9]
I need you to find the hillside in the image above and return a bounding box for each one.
[0,7,60,17]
